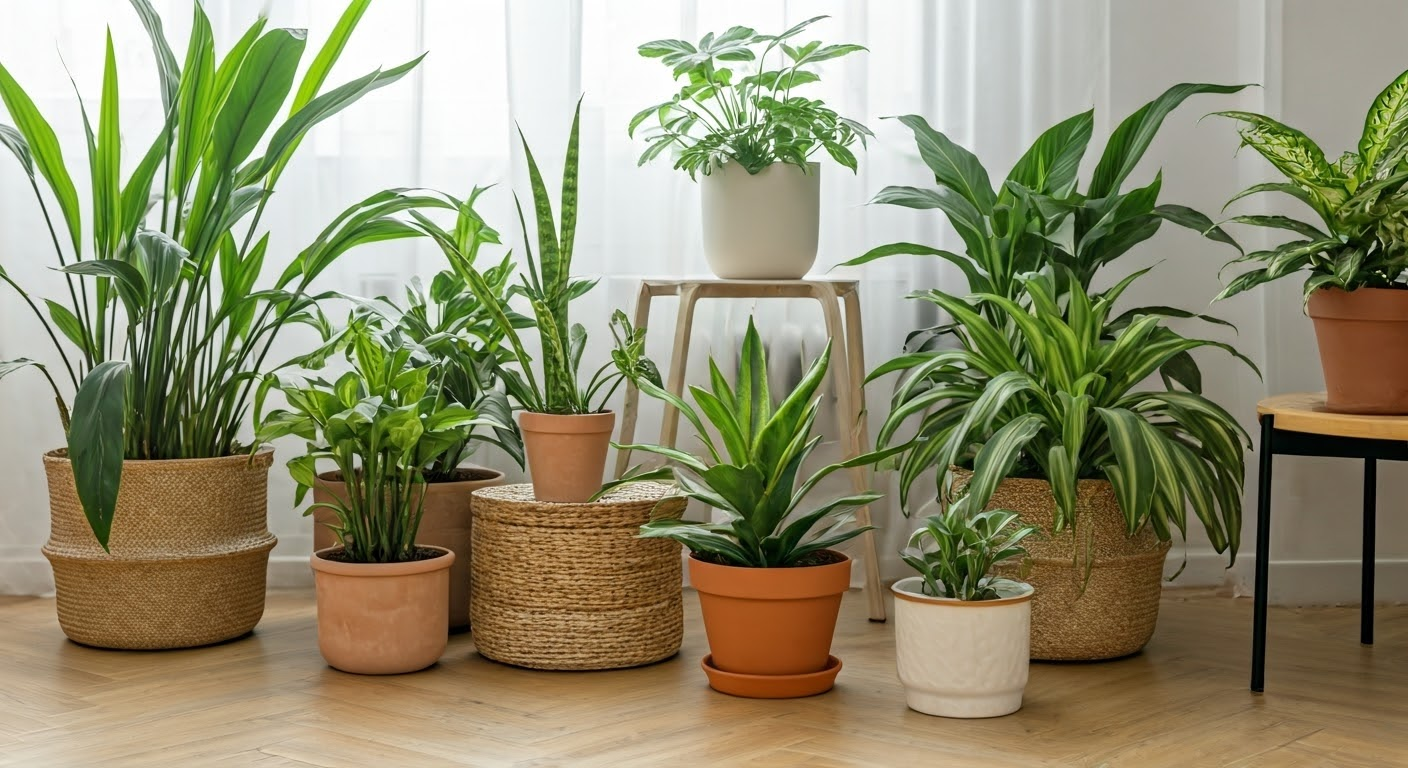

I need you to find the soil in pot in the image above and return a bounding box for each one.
[519,411,615,503]
[1307,286,1408,414]
[700,161,820,279]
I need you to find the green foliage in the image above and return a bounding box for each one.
[601,318,903,568]
[1214,68,1408,298]
[631,16,872,178]
[254,323,503,564]
[872,271,1252,560]
[0,0,424,548]
[900,498,1039,601]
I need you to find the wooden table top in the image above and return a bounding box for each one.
[1258,392,1408,440]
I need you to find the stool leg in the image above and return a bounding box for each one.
[843,287,885,623]
[1362,458,1376,645]
[1251,414,1274,693]
[614,283,653,478]
[659,284,700,451]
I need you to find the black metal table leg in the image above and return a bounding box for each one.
[1363,458,1376,645]
[1252,414,1275,693]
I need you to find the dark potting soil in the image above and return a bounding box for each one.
[319,546,445,564]
[696,549,846,568]
[320,468,498,484]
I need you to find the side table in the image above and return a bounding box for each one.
[614,278,887,622]
[1251,393,1402,691]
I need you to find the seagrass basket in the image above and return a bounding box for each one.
[469,482,685,670]
[42,449,277,650]
[952,468,1170,661]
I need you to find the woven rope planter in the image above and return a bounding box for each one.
[952,468,1170,661]
[41,449,277,650]
[470,482,684,670]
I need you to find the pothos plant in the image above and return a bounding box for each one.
[630,16,872,178]
[0,0,429,548]
[1214,67,1408,299]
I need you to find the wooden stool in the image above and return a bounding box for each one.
[614,278,887,622]
[1251,393,1402,691]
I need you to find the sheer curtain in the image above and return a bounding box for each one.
[0,0,1110,592]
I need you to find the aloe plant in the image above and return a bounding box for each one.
[0,0,427,548]
[900,500,1039,601]
[630,16,872,177]
[600,318,903,568]
[1214,68,1408,298]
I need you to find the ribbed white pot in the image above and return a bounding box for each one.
[892,576,1034,718]
[700,161,820,279]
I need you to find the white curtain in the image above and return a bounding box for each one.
[0,0,1112,592]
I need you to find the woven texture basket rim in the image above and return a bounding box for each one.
[43,446,274,468]
[472,481,680,506]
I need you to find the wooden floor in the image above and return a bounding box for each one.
[0,590,1404,768]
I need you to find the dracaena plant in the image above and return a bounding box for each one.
[630,15,872,178]
[874,270,1252,559]
[600,318,903,568]
[900,499,1040,601]
[840,83,1247,392]
[1214,68,1408,299]
[0,0,428,548]
[254,322,503,564]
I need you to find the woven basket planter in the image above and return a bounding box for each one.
[41,449,277,650]
[952,468,1170,661]
[470,482,684,670]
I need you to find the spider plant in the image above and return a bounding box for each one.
[600,318,904,568]
[0,0,428,548]
[1214,67,1408,298]
[900,500,1039,601]
[630,16,872,178]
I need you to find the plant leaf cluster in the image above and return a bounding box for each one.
[900,496,1039,601]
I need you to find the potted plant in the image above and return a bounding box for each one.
[894,496,1040,718]
[1214,68,1408,413]
[631,16,871,279]
[310,188,527,631]
[439,101,658,503]
[0,0,426,649]
[845,83,1255,660]
[255,322,503,674]
[601,318,902,698]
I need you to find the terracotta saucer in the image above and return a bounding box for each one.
[700,654,842,698]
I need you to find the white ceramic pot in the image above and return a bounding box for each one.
[891,576,1034,718]
[700,161,820,279]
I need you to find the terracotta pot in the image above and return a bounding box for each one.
[953,468,1169,661]
[519,411,615,503]
[1307,287,1408,414]
[310,545,453,674]
[41,449,276,650]
[700,161,820,279]
[312,466,504,631]
[892,576,1033,718]
[688,551,850,687]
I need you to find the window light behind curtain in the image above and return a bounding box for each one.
[0,0,1107,590]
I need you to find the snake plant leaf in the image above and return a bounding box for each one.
[0,61,82,255]
[69,361,130,551]
[736,317,770,448]
[891,114,996,212]
[211,27,306,173]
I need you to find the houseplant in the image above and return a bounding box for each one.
[1214,67,1408,413]
[601,318,902,698]
[631,16,871,279]
[843,83,1253,660]
[440,101,658,502]
[310,189,526,630]
[893,495,1040,718]
[255,322,503,674]
[0,0,427,649]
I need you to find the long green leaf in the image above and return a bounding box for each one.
[892,114,996,212]
[69,361,130,550]
[211,28,307,173]
[0,61,82,254]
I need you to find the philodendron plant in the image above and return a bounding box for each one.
[630,16,872,177]
[600,318,903,568]
[1215,67,1408,299]
[901,497,1039,601]
[254,322,503,563]
[0,0,428,548]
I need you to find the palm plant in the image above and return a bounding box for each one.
[600,318,903,568]
[1214,68,1408,298]
[900,501,1039,601]
[630,16,872,177]
[873,271,1252,558]
[0,0,427,548]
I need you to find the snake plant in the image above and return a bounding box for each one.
[0,0,426,548]
[1215,67,1408,299]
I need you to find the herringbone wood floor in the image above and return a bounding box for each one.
[0,589,1404,767]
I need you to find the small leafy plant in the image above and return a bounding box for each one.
[1214,67,1408,299]
[254,323,502,564]
[601,318,902,568]
[630,16,872,178]
[901,498,1039,601]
